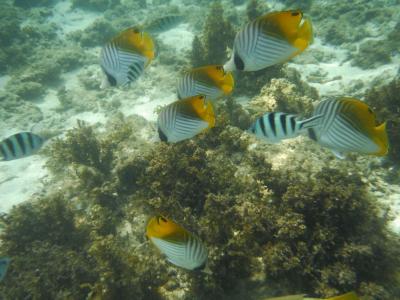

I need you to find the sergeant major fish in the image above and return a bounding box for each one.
[0,132,44,161]
[224,10,313,72]
[308,97,389,158]
[146,216,208,270]
[157,95,215,143]
[177,65,234,100]
[100,27,155,88]
[249,112,322,143]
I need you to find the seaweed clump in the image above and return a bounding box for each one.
[365,78,400,164]
[190,2,235,67]
[1,112,399,298]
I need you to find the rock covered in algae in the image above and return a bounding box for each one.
[190,1,235,67]
[248,75,317,117]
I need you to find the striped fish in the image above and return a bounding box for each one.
[177,65,234,100]
[0,132,44,161]
[224,10,313,72]
[249,112,322,143]
[0,257,10,282]
[308,97,389,157]
[146,216,208,270]
[144,15,184,35]
[157,95,215,143]
[100,27,155,88]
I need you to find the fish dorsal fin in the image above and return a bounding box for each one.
[185,96,216,128]
[114,28,155,61]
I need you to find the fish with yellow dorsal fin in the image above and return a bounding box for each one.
[307,97,389,157]
[264,291,359,300]
[100,27,155,88]
[146,216,208,270]
[224,10,313,72]
[157,95,215,143]
[177,65,234,100]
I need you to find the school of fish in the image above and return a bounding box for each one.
[0,8,391,298]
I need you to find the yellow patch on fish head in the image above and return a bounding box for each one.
[198,65,234,95]
[115,27,155,62]
[261,10,313,52]
[184,95,216,128]
[339,97,389,156]
[146,216,187,241]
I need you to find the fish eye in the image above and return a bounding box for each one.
[199,95,205,99]
[291,11,300,16]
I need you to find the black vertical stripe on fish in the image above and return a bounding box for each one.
[290,115,296,133]
[268,113,276,136]
[27,132,35,149]
[15,133,26,155]
[280,113,287,135]
[5,139,16,158]
[234,53,244,71]
[308,128,317,141]
[0,144,7,160]
[259,116,267,137]
[158,127,168,142]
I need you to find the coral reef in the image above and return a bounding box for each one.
[248,71,318,118]
[190,2,235,67]
[71,0,120,11]
[1,111,399,299]
[68,18,118,48]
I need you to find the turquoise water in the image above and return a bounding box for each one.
[0,0,399,299]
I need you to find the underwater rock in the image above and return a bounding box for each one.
[351,40,392,69]
[68,18,117,48]
[248,77,317,117]
[190,2,235,66]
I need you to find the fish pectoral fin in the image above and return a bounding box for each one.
[331,149,346,159]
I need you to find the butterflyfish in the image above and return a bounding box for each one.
[308,97,389,158]
[144,15,184,35]
[100,27,155,88]
[177,65,234,100]
[264,291,359,300]
[249,112,322,143]
[157,95,215,143]
[146,216,208,270]
[0,132,44,161]
[224,10,313,72]
[0,257,11,282]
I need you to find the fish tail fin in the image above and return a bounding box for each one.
[326,291,359,300]
[298,114,323,131]
[294,18,313,51]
